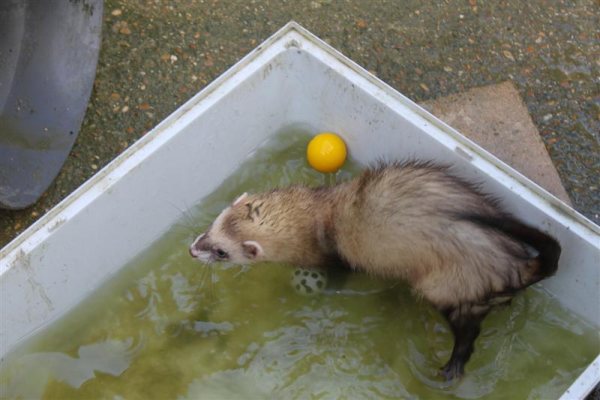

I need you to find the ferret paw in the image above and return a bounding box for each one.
[440,362,464,382]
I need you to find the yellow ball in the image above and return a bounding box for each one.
[306,132,347,173]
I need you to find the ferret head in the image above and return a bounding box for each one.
[189,192,265,264]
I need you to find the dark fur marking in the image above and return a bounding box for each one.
[460,214,561,282]
[254,202,264,217]
[222,214,240,237]
[355,170,374,207]
[439,304,490,380]
[193,234,212,252]
[245,203,255,222]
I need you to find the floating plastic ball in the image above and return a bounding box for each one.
[306,132,347,173]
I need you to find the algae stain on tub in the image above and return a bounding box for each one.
[262,62,273,80]
[13,250,54,319]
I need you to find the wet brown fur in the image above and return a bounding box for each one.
[190,161,561,379]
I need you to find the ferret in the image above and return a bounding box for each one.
[189,161,561,380]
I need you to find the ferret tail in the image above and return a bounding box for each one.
[465,215,561,279]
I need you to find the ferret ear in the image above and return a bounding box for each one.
[242,240,263,259]
[233,192,248,206]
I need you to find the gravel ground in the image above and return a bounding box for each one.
[1,1,598,245]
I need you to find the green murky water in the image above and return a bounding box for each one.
[1,132,598,400]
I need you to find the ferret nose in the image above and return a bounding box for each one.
[189,233,206,258]
[189,243,204,258]
[189,242,201,258]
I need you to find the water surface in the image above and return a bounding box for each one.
[1,132,597,400]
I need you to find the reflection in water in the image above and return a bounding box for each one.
[1,339,137,399]
[182,305,411,400]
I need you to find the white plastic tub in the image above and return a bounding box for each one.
[1,22,598,399]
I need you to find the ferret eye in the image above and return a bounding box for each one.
[214,248,228,259]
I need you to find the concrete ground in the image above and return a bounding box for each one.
[421,81,572,204]
[0,1,598,245]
